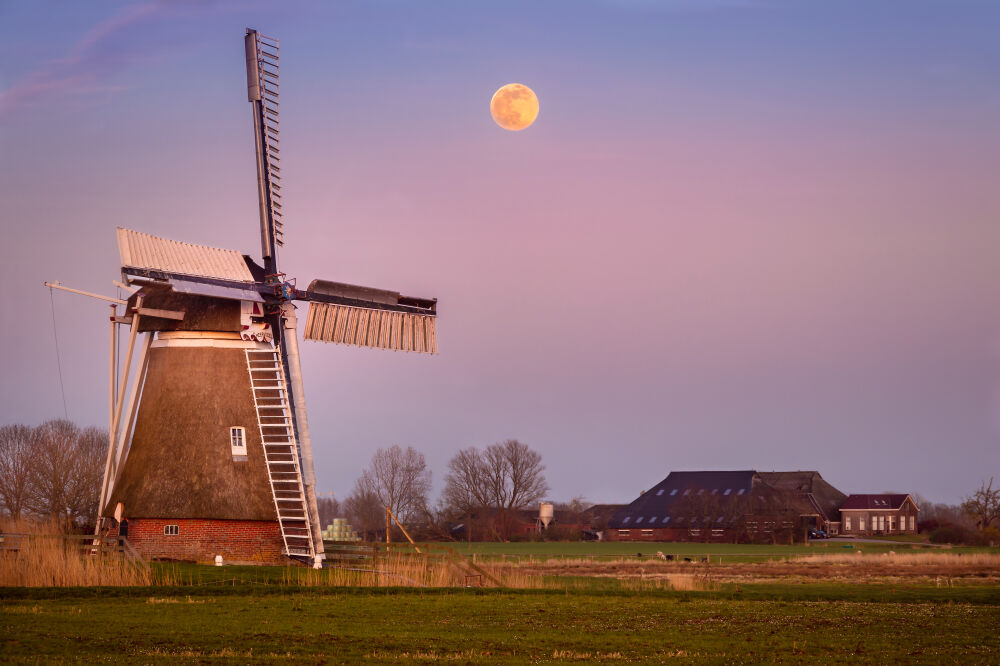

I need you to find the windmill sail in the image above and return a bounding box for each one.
[302,280,438,354]
[245,29,283,270]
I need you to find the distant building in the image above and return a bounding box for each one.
[839,494,919,536]
[606,470,846,543]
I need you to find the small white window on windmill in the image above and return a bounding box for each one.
[230,426,248,461]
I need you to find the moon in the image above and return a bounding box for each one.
[490,83,539,131]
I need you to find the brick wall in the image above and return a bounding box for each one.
[125,518,286,564]
[841,509,918,536]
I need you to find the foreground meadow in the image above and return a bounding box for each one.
[2,587,999,663]
[2,540,999,663]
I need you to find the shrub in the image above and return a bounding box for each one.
[928,524,973,545]
[971,526,1000,547]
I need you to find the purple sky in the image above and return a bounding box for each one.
[2,1,999,506]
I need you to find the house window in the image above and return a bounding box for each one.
[845,516,851,531]
[859,517,865,532]
[230,426,247,460]
[879,515,885,531]
[909,516,915,531]
[641,529,653,536]
[888,516,894,532]
[618,530,630,537]
[164,525,179,536]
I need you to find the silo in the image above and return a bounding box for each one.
[539,502,555,529]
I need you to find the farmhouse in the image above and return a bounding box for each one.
[839,494,919,536]
[606,470,846,543]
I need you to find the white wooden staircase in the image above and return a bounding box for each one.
[245,348,315,560]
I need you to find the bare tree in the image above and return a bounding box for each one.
[0,424,35,520]
[443,439,548,541]
[343,477,385,541]
[357,445,432,526]
[26,420,80,522]
[961,478,1000,530]
[316,494,341,527]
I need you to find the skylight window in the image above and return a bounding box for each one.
[636,517,644,524]
[670,489,679,496]
[712,489,719,494]
[662,516,670,524]
[656,489,664,496]
[724,489,732,496]
[716,516,724,523]
[649,517,657,523]
[622,516,631,524]
[683,489,691,496]
[737,488,745,495]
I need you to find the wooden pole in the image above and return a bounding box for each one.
[386,507,421,554]
[385,506,391,549]
[97,296,142,532]
[110,334,152,486]
[95,304,118,537]
[44,281,126,305]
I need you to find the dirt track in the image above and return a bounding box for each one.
[502,556,1000,584]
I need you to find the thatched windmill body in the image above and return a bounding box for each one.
[90,30,437,565]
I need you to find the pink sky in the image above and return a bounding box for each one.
[2,1,999,504]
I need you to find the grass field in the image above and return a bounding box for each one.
[445,539,977,563]
[3,587,999,663]
[2,541,998,663]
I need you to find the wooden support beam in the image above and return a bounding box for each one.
[109,333,152,494]
[97,295,143,531]
[135,307,185,321]
[45,280,127,305]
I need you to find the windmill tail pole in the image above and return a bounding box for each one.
[280,304,325,565]
[97,295,142,534]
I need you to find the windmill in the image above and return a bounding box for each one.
[74,29,438,565]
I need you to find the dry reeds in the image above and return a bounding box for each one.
[0,518,151,587]
[619,574,713,592]
[789,552,1000,567]
[282,552,547,588]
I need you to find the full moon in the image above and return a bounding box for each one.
[490,83,539,131]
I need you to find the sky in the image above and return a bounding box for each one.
[2,0,999,507]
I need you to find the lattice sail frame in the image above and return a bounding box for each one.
[247,30,284,249]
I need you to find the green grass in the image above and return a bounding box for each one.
[442,539,970,563]
[3,587,999,663]
[860,534,932,543]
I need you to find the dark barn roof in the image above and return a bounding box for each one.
[840,494,913,511]
[758,471,846,522]
[607,471,757,529]
[607,470,847,529]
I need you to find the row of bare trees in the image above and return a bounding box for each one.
[341,439,549,542]
[0,421,107,527]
